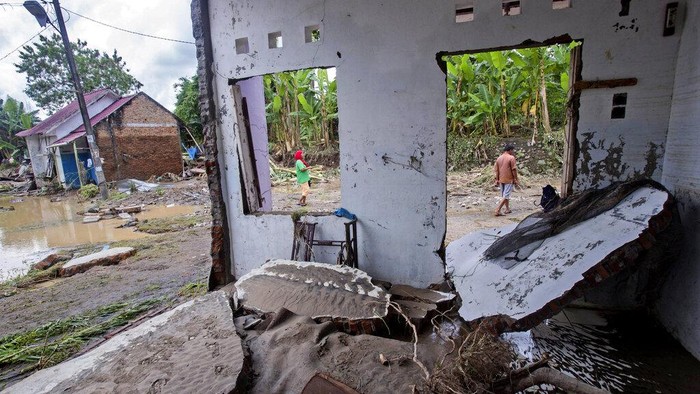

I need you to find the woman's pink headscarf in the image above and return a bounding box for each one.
[294,150,308,166]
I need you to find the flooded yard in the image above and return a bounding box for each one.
[0,195,198,280]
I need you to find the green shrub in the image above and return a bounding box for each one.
[78,184,99,199]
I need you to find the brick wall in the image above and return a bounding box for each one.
[96,94,183,181]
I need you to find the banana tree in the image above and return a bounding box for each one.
[0,96,37,160]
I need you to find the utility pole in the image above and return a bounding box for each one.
[51,0,109,199]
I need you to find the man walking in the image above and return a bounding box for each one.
[494,144,518,216]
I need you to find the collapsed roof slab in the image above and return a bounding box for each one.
[234,259,390,321]
[447,183,676,333]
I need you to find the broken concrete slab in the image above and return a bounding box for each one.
[59,247,136,277]
[5,291,245,394]
[82,215,101,223]
[447,184,675,332]
[235,259,390,321]
[393,299,437,321]
[389,284,456,306]
[114,205,143,214]
[30,252,73,271]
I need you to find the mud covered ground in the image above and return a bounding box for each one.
[274,166,559,243]
[0,170,559,384]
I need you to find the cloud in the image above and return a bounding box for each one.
[0,0,197,116]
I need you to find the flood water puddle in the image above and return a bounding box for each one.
[504,307,700,393]
[0,196,199,280]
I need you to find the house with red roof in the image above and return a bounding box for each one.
[17,89,183,188]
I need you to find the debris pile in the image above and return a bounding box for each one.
[78,205,143,224]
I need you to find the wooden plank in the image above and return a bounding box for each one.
[574,78,637,90]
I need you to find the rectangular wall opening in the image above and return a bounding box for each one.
[552,0,571,10]
[455,2,475,23]
[268,31,283,48]
[502,1,521,16]
[441,41,581,244]
[232,67,340,214]
[305,25,321,43]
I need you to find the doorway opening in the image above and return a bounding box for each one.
[441,41,582,244]
[231,67,341,214]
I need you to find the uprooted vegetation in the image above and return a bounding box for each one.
[0,298,163,377]
[424,323,514,393]
[135,213,209,234]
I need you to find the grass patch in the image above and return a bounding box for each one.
[178,281,207,298]
[78,184,99,199]
[0,264,64,295]
[136,214,206,234]
[0,298,163,374]
[109,191,129,201]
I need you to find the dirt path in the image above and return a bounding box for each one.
[445,171,561,243]
[271,169,560,243]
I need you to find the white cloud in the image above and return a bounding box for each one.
[0,0,197,116]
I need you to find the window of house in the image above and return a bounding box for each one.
[611,93,627,119]
[232,67,340,214]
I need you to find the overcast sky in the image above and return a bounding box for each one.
[0,0,197,117]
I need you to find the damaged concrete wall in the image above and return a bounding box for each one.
[196,0,684,288]
[659,1,700,360]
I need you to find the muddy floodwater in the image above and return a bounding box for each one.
[505,307,700,393]
[0,195,198,280]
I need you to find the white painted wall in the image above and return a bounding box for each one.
[26,135,48,181]
[659,1,700,360]
[206,0,684,288]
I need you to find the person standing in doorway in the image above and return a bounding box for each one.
[493,144,518,216]
[295,150,311,206]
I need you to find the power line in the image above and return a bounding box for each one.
[0,26,51,62]
[62,7,195,45]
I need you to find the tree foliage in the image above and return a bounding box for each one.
[173,75,202,145]
[15,33,142,114]
[445,43,578,141]
[445,43,578,169]
[264,68,338,153]
[0,96,39,161]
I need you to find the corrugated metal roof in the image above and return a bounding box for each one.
[16,88,113,137]
[49,131,87,147]
[72,95,136,133]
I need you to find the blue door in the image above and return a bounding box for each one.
[60,152,95,189]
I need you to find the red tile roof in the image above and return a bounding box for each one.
[16,88,114,137]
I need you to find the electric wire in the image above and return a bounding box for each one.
[0,25,51,62]
[61,7,195,45]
